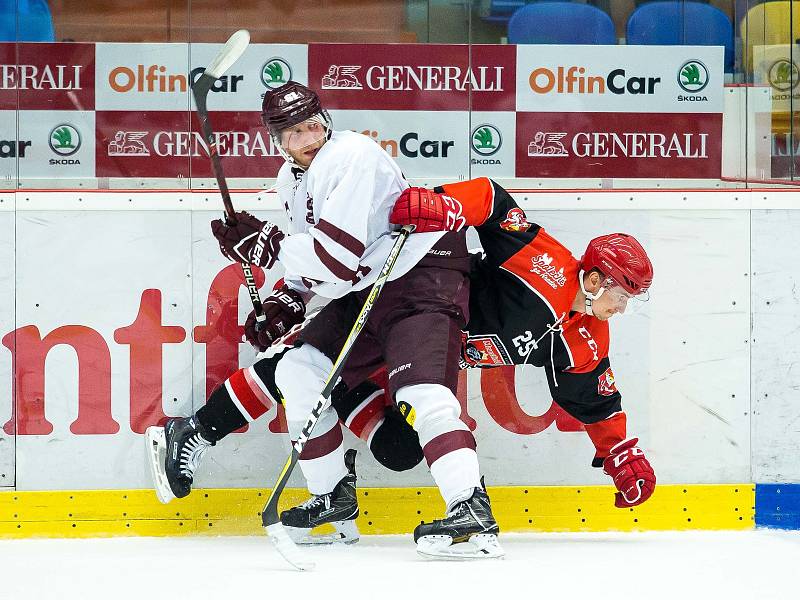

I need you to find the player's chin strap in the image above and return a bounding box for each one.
[578,269,607,317]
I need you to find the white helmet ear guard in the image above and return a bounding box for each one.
[578,269,606,316]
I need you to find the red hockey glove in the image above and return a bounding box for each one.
[603,437,656,508]
[211,211,284,269]
[390,187,466,233]
[243,284,305,352]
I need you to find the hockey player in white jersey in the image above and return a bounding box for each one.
[147,81,501,559]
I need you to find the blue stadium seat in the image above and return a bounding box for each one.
[507,2,617,44]
[479,0,528,24]
[0,0,56,42]
[627,1,733,72]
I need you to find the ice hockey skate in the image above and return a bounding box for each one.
[280,449,360,545]
[145,417,214,504]
[413,486,504,560]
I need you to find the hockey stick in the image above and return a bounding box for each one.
[262,225,415,571]
[192,29,266,326]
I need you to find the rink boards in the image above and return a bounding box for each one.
[1,187,800,536]
[0,484,754,538]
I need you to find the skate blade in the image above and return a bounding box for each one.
[416,533,505,560]
[286,520,360,546]
[144,426,175,504]
[266,524,316,571]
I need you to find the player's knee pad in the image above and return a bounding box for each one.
[275,344,337,438]
[274,344,332,418]
[394,383,467,447]
[369,409,424,472]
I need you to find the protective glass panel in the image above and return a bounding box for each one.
[745,0,800,182]
[43,0,192,190]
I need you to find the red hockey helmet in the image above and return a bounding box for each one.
[581,233,653,295]
[261,81,327,134]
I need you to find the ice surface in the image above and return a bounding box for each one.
[3,530,799,599]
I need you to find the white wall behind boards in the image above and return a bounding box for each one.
[751,210,800,483]
[0,191,797,489]
[0,201,14,486]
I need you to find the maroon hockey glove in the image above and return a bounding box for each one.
[243,284,305,352]
[603,437,656,508]
[390,187,466,233]
[211,211,285,269]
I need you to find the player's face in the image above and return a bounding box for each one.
[593,282,632,320]
[281,119,327,167]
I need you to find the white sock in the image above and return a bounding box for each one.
[298,442,348,495]
[429,447,481,509]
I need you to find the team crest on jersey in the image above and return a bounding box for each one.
[598,367,618,396]
[500,208,531,232]
[530,252,567,289]
[463,334,513,366]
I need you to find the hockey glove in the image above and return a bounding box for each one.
[211,211,284,269]
[603,437,656,508]
[390,187,466,233]
[243,284,306,352]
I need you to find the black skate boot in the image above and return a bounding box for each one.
[414,485,504,559]
[280,449,360,545]
[145,416,214,504]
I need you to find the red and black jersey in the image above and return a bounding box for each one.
[436,178,622,427]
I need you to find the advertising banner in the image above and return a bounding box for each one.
[309,43,514,111]
[95,111,282,178]
[2,42,728,184]
[516,45,724,113]
[1,110,95,181]
[330,109,470,180]
[470,44,517,112]
[95,42,307,112]
[769,135,800,180]
[752,45,799,114]
[751,45,800,179]
[189,43,308,112]
[468,111,516,179]
[19,111,95,181]
[95,43,190,111]
[0,208,13,486]
[516,111,723,178]
[0,199,752,489]
[0,110,20,181]
[0,42,95,111]
[11,210,195,489]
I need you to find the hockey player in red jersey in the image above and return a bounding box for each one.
[145,170,656,552]
[146,81,501,559]
[389,178,657,511]
[146,169,655,551]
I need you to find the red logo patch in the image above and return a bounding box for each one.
[465,335,512,366]
[500,208,531,232]
[598,367,618,396]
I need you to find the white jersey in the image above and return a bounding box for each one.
[275,130,445,299]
